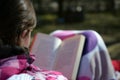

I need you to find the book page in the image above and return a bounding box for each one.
[53,35,85,80]
[30,33,62,70]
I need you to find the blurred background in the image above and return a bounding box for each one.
[31,0,120,59]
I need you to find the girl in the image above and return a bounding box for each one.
[0,0,67,80]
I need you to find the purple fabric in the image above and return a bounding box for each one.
[79,31,98,56]
[51,30,98,56]
[50,30,116,79]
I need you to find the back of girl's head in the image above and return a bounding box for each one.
[0,0,36,45]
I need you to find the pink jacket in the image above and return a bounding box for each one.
[0,53,67,80]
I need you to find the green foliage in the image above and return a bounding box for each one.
[33,13,120,35]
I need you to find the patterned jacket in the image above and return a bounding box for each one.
[0,45,67,80]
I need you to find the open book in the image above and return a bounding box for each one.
[30,32,85,80]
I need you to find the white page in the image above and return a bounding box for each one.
[53,35,85,80]
[30,33,62,70]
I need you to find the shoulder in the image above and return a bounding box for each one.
[33,70,68,80]
[7,70,68,80]
[7,73,34,80]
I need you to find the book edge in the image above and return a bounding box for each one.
[71,35,85,80]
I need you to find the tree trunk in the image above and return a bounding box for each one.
[105,0,115,13]
[58,0,64,18]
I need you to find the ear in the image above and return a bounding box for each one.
[21,30,28,38]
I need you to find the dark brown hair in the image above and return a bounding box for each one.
[0,0,36,45]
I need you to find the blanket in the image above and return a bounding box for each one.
[50,30,117,80]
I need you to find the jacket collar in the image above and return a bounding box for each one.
[0,45,28,59]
